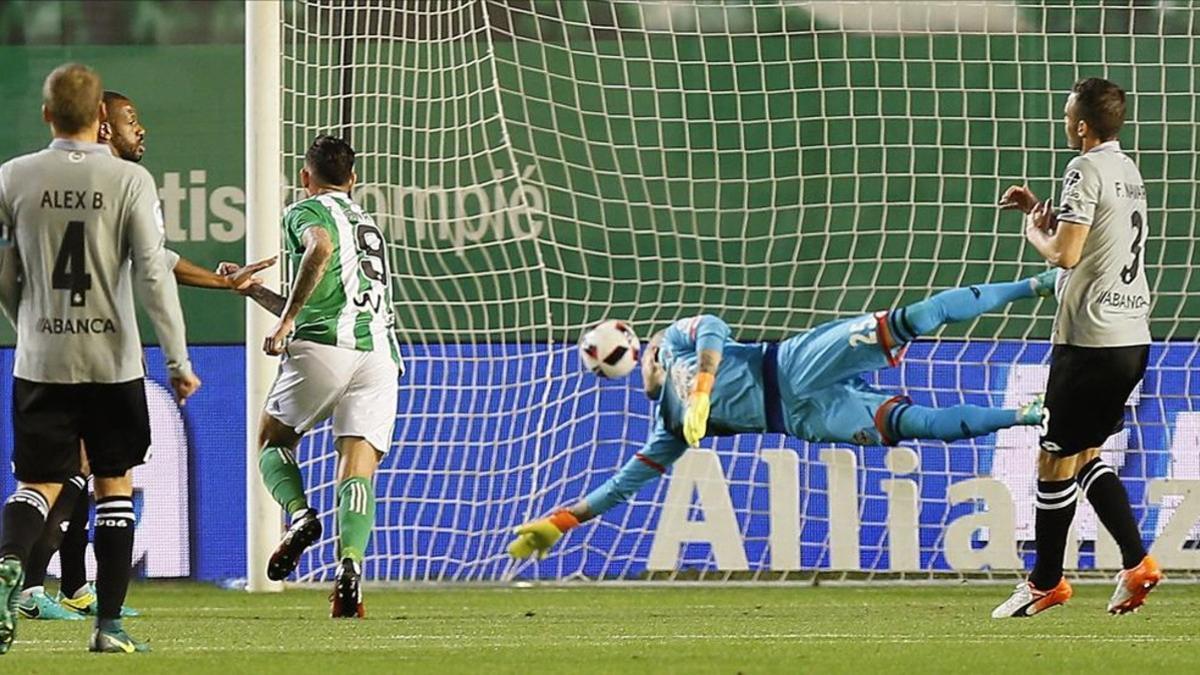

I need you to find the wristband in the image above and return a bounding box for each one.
[693,372,715,395]
[548,509,580,533]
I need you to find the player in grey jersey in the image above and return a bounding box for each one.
[99,90,275,292]
[994,77,1161,619]
[7,89,276,625]
[0,63,199,654]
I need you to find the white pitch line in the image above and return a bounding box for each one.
[13,638,1196,654]
[16,633,1193,651]
[128,606,317,612]
[374,633,1195,644]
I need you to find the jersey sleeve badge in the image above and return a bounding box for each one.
[1061,168,1084,201]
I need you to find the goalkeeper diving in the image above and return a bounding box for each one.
[509,273,1056,558]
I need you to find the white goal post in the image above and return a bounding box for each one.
[245,0,283,593]
[246,0,1200,588]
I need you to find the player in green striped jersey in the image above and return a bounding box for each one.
[273,190,400,363]
[252,135,401,618]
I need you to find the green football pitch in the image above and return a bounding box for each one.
[3,581,1196,673]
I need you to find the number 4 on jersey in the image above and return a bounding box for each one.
[52,220,91,307]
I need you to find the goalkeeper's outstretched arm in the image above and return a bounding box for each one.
[508,424,688,559]
[508,313,729,559]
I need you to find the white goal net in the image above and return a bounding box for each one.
[275,0,1200,582]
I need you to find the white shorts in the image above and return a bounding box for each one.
[265,340,399,453]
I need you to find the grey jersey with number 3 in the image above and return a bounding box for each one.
[1052,140,1151,347]
[0,139,191,383]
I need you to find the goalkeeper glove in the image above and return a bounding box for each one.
[683,372,715,447]
[508,510,580,559]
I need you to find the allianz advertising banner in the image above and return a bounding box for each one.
[291,340,1198,582]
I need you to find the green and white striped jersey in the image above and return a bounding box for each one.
[283,191,400,367]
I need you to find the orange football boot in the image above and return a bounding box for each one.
[1107,555,1163,615]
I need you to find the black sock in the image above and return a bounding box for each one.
[22,474,86,590]
[92,495,135,621]
[1028,478,1077,591]
[0,487,52,563]
[1078,457,1147,569]
[59,480,92,597]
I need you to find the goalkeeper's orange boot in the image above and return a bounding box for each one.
[991,577,1072,618]
[1107,555,1163,615]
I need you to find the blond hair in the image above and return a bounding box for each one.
[43,63,103,134]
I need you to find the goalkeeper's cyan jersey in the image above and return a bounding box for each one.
[283,191,400,365]
[654,315,769,439]
[584,313,897,516]
[1052,140,1151,347]
[0,139,191,383]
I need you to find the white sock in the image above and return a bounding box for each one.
[21,585,44,600]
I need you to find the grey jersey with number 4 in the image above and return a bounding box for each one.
[0,139,191,383]
[1052,140,1151,347]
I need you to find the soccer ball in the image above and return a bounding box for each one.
[579,320,640,379]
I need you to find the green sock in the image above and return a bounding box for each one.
[258,446,309,516]
[336,477,375,563]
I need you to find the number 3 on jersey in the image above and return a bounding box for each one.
[52,220,91,307]
[1120,211,1144,285]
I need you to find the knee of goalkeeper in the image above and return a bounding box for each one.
[507,509,582,559]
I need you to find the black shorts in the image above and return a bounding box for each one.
[12,378,151,483]
[1041,344,1148,456]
